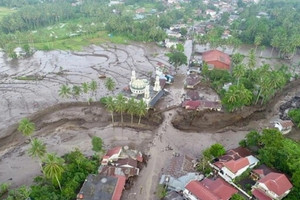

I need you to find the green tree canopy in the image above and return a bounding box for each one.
[91,136,103,153]
[18,118,35,138]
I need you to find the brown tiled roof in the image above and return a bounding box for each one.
[105,147,122,157]
[185,180,219,200]
[252,189,272,200]
[114,158,137,168]
[213,147,252,169]
[202,50,231,66]
[224,157,249,173]
[201,178,238,200]
[99,166,139,179]
[258,172,293,196]
[252,164,274,178]
[112,175,126,200]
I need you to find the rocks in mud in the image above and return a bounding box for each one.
[279,95,300,120]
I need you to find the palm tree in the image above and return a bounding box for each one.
[28,138,47,159]
[105,96,115,124]
[58,84,71,98]
[115,94,126,124]
[233,64,246,85]
[18,118,35,139]
[126,98,137,124]
[72,85,81,100]
[81,82,89,94]
[247,49,256,72]
[89,80,98,98]
[137,100,147,124]
[43,153,64,191]
[105,77,116,94]
[254,34,263,52]
[28,138,47,170]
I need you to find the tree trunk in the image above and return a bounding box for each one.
[138,115,141,124]
[131,114,133,124]
[121,111,123,124]
[111,112,114,124]
[271,47,274,56]
[55,175,62,192]
[255,89,262,105]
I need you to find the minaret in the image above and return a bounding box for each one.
[130,71,136,84]
[153,76,161,92]
[143,85,151,107]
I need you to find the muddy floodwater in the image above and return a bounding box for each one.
[0,43,172,139]
[1,42,300,198]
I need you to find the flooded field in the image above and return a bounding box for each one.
[0,42,299,199]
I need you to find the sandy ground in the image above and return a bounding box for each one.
[0,41,299,200]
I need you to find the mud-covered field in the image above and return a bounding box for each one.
[0,42,300,199]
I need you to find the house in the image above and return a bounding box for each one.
[76,174,126,200]
[183,178,238,200]
[135,8,145,14]
[99,165,139,179]
[252,172,293,200]
[159,173,204,192]
[251,164,275,181]
[185,74,201,89]
[274,120,294,134]
[184,90,200,101]
[202,50,231,70]
[206,9,217,18]
[219,155,259,180]
[101,146,122,165]
[101,146,143,165]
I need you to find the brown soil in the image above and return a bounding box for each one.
[172,78,300,132]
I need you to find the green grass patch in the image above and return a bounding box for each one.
[34,31,129,51]
[0,7,16,20]
[14,76,43,81]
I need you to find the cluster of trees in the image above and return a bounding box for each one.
[0,0,196,56]
[196,27,242,52]
[2,118,101,200]
[197,143,226,174]
[240,129,300,199]
[58,80,99,102]
[288,109,300,128]
[58,77,116,103]
[202,50,291,112]
[101,94,148,125]
[233,0,300,59]
[166,43,187,72]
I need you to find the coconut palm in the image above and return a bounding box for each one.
[89,80,98,98]
[58,84,71,98]
[233,64,246,85]
[126,98,137,124]
[28,138,47,170]
[254,34,263,52]
[81,82,89,94]
[115,94,126,124]
[137,100,147,124]
[43,153,64,191]
[72,85,81,100]
[247,49,256,72]
[105,77,116,94]
[28,138,47,159]
[105,96,115,124]
[18,118,35,139]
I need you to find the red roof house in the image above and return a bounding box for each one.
[183,179,237,200]
[252,172,293,200]
[224,157,250,173]
[202,50,231,70]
